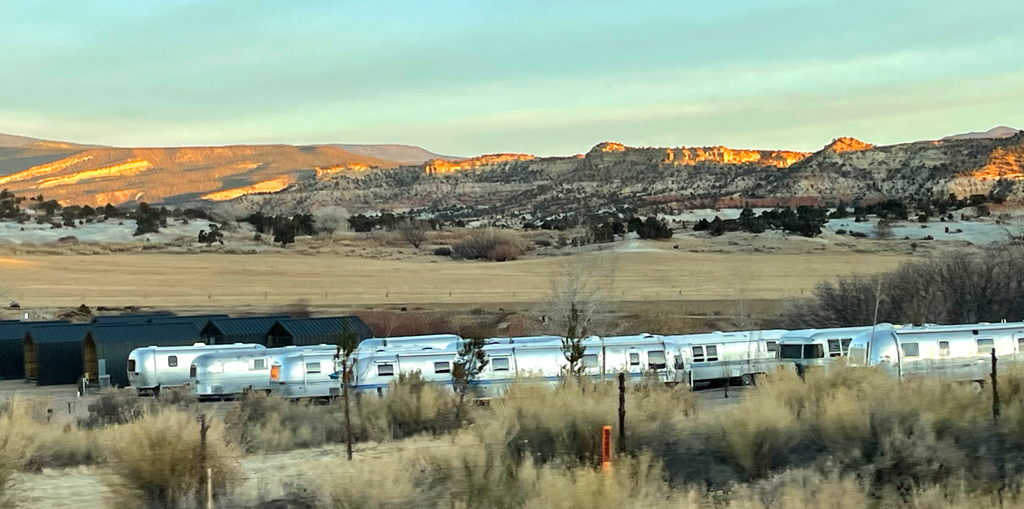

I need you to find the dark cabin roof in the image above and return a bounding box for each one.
[150,314,231,331]
[0,320,71,380]
[85,322,202,387]
[24,324,93,386]
[201,316,288,345]
[92,312,175,324]
[266,316,373,347]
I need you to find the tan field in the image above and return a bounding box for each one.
[0,248,909,311]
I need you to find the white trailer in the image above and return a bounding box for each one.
[128,343,265,395]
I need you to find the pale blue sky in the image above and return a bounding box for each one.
[1,0,1022,155]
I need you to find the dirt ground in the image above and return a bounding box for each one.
[0,245,910,312]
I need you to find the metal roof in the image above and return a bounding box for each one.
[201,315,288,344]
[0,320,71,380]
[24,324,94,386]
[92,312,175,324]
[86,323,202,387]
[150,314,231,331]
[267,316,373,347]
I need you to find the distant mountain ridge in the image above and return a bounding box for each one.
[1,127,1022,214]
[228,129,1024,223]
[329,144,460,164]
[943,126,1021,140]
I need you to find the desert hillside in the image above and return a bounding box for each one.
[229,130,1024,221]
[0,140,412,206]
[1,129,1022,216]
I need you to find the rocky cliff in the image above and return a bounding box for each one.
[227,132,1024,221]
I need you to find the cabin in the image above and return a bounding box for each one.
[265,316,373,347]
[23,324,93,386]
[200,316,288,345]
[0,320,70,379]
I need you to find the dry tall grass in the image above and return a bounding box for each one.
[101,410,240,509]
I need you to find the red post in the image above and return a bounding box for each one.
[601,425,611,472]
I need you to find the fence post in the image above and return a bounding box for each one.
[617,372,626,453]
[601,425,611,473]
[199,414,211,507]
[992,349,1000,421]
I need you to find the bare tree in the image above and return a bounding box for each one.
[313,206,350,236]
[452,337,488,422]
[540,252,618,381]
[333,331,359,461]
[398,219,427,249]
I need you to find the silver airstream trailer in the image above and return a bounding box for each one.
[128,343,265,395]
[357,334,463,350]
[350,346,460,397]
[776,326,880,373]
[847,321,1024,383]
[270,349,344,400]
[667,330,785,387]
[190,345,335,400]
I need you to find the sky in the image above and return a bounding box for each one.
[1,0,1022,156]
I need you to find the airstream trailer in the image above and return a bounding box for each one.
[357,334,463,350]
[190,345,335,400]
[271,349,345,400]
[776,326,881,373]
[350,346,460,396]
[667,330,786,387]
[128,343,265,395]
[847,321,1024,382]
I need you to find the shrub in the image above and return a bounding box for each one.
[452,230,526,262]
[102,410,240,509]
[534,238,553,247]
[80,388,147,428]
[433,246,452,257]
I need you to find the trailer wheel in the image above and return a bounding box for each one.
[971,381,984,394]
[741,374,754,386]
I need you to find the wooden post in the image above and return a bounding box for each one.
[199,414,210,506]
[601,425,611,472]
[343,358,353,461]
[992,349,1000,421]
[617,372,626,453]
[206,467,213,509]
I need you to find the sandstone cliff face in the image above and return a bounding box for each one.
[423,153,535,174]
[231,133,1024,221]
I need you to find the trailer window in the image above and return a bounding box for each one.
[779,344,803,359]
[901,343,919,358]
[128,359,136,372]
[377,363,394,377]
[841,338,853,352]
[705,346,718,362]
[827,339,842,356]
[648,350,667,369]
[1019,338,1024,353]
[766,341,778,354]
[804,344,824,359]
[492,357,510,372]
[306,362,322,374]
[252,359,267,371]
[629,353,640,366]
[168,356,178,368]
[583,354,599,368]
[847,347,867,366]
[977,338,994,355]
[434,361,451,374]
[692,346,705,362]
[939,341,950,357]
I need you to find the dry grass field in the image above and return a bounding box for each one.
[0,249,909,311]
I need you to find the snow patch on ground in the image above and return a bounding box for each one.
[0,218,219,245]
